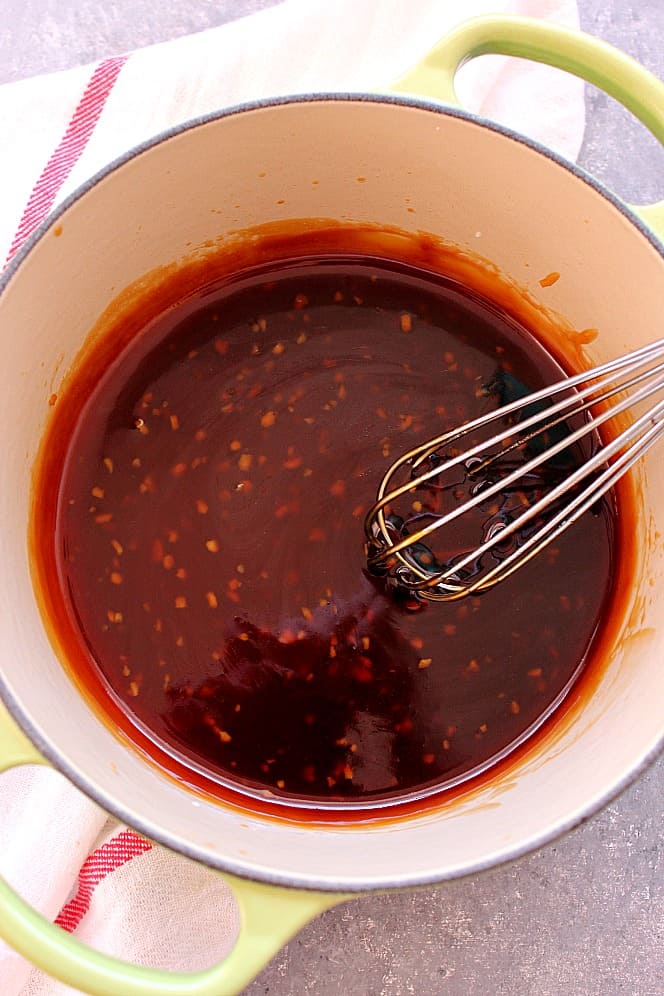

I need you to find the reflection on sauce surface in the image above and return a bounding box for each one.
[32,226,622,815]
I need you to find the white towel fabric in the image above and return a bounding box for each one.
[0,0,583,992]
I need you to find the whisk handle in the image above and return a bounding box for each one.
[390,15,664,241]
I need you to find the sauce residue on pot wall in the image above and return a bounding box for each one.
[30,220,638,824]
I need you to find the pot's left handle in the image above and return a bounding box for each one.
[0,703,345,996]
[389,15,664,242]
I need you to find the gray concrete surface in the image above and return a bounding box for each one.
[1,2,662,994]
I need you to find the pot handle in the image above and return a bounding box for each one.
[390,15,664,241]
[0,703,345,996]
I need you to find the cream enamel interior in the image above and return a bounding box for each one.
[1,98,662,890]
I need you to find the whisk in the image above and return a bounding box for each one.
[365,338,664,602]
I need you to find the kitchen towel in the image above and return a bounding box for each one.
[0,0,584,991]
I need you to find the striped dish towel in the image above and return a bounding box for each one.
[0,0,583,991]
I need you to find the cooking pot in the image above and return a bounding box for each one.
[1,16,663,996]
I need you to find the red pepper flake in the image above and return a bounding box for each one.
[352,655,373,682]
[260,410,277,428]
[128,681,140,697]
[400,313,413,333]
[510,700,521,714]
[302,764,316,782]
[48,393,58,406]
[196,499,208,515]
[410,637,424,651]
[138,474,156,495]
[91,486,105,499]
[176,567,187,580]
[214,339,229,355]
[399,414,414,431]
[294,294,308,309]
[330,479,345,498]
[205,539,220,553]
[275,503,290,519]
[467,659,480,672]
[301,607,313,621]
[110,572,123,585]
[284,456,303,470]
[94,513,113,524]
[276,779,286,789]
[351,504,364,519]
[308,527,326,542]
[111,539,123,556]
[175,596,187,609]
[169,414,180,431]
[206,591,218,609]
[395,717,413,734]
[418,657,432,670]
[296,332,307,345]
[343,764,354,780]
[167,529,179,544]
[528,667,543,678]
[163,554,175,570]
[195,428,207,442]
[103,457,114,474]
[171,462,187,477]
[107,610,123,623]
[422,753,435,765]
[539,271,560,287]
[576,328,599,344]
[272,342,285,356]
[230,440,242,452]
[218,730,232,743]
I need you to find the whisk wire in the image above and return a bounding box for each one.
[414,396,664,600]
[366,338,664,601]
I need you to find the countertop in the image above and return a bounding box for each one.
[1,2,662,994]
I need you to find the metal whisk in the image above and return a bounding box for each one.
[365,338,664,602]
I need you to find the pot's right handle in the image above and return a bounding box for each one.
[390,15,664,241]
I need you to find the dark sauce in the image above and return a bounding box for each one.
[33,233,619,812]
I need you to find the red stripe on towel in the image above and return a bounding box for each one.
[55,829,152,933]
[6,55,127,263]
